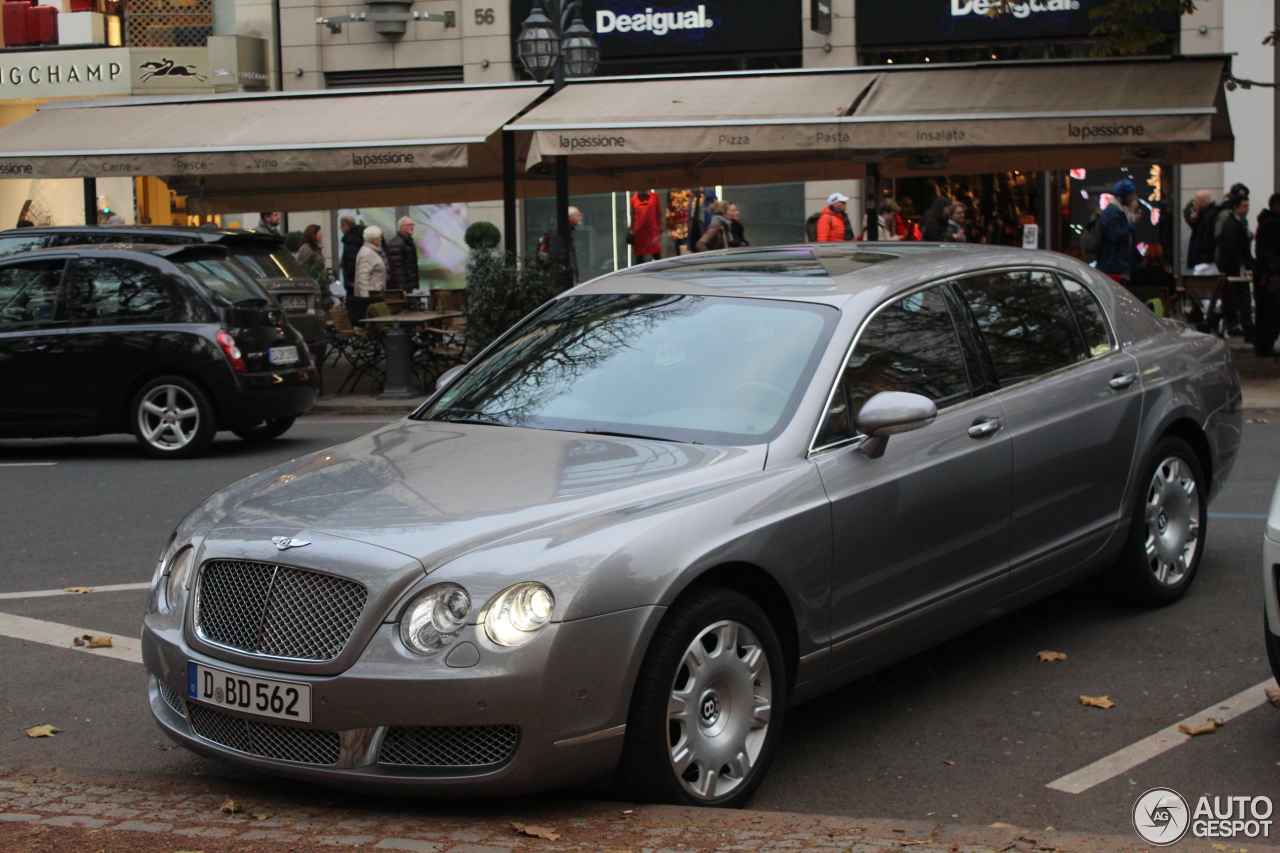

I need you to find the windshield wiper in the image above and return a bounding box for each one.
[435,414,509,427]
[584,428,693,444]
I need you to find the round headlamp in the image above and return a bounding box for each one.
[482,582,554,647]
[400,584,470,655]
[163,546,193,612]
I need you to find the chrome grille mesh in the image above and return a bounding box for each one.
[157,679,185,716]
[378,726,519,768]
[187,703,340,765]
[196,560,367,661]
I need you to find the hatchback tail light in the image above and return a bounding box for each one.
[216,330,246,372]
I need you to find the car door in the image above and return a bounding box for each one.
[0,257,73,436]
[813,282,1012,673]
[953,270,1143,586]
[61,256,178,429]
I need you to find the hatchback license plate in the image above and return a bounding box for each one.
[269,346,299,365]
[279,295,308,311]
[188,662,312,722]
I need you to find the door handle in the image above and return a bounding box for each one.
[30,341,52,352]
[1109,373,1137,390]
[968,418,1002,439]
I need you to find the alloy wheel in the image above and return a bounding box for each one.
[667,619,772,801]
[1143,455,1201,587]
[138,384,201,452]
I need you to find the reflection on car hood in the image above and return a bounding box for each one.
[209,420,762,569]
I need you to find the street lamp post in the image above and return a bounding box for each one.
[516,0,599,281]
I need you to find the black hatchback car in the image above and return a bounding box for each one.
[0,244,317,458]
[0,226,325,355]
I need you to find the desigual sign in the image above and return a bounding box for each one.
[856,0,1177,47]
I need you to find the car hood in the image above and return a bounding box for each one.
[207,419,763,570]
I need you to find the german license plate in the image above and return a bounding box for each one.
[188,662,312,723]
[269,346,299,365]
[279,295,308,311]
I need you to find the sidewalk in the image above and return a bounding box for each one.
[0,766,1267,853]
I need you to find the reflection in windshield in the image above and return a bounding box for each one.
[416,293,836,446]
[177,258,273,307]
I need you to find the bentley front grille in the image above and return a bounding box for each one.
[187,702,341,766]
[378,725,519,768]
[195,560,367,661]
[157,679,185,716]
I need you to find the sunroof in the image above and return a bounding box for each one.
[624,248,899,293]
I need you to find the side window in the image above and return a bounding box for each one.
[52,233,121,247]
[955,271,1082,387]
[0,234,49,258]
[65,258,172,323]
[0,260,65,326]
[818,285,972,445]
[1060,277,1114,357]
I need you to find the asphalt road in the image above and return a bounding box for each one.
[0,414,1278,841]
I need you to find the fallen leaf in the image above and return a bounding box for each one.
[1212,844,1228,851]
[72,636,84,647]
[1266,688,1280,708]
[1247,418,1271,424]
[1037,651,1067,662]
[941,759,956,765]
[25,725,59,738]
[1080,695,1115,709]
[219,799,242,814]
[1147,716,1160,723]
[252,813,273,821]
[73,635,113,649]
[63,587,92,594]
[991,822,1017,828]
[1178,718,1219,736]
[512,822,561,841]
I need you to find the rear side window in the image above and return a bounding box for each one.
[0,234,49,258]
[0,260,65,326]
[65,259,172,323]
[1060,277,1114,357]
[176,257,272,307]
[955,271,1081,386]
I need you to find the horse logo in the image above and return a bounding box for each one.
[139,58,206,82]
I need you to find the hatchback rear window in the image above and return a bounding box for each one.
[231,245,313,281]
[176,257,273,307]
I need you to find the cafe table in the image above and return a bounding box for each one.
[358,310,463,399]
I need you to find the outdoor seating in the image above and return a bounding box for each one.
[1181,274,1227,335]
[329,305,386,395]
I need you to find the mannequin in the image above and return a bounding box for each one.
[629,190,662,263]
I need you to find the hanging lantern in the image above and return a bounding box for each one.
[516,4,560,82]
[561,15,600,79]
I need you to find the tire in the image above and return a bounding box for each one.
[1114,436,1208,606]
[617,586,786,808]
[232,416,296,442]
[131,376,216,459]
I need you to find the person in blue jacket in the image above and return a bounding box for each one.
[1097,179,1141,277]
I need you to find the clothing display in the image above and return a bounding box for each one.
[630,191,663,257]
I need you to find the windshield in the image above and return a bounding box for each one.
[231,244,314,281]
[176,257,274,307]
[416,293,837,446]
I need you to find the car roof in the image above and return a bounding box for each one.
[0,225,280,244]
[575,243,1101,303]
[11,243,229,259]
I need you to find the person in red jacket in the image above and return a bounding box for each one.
[816,193,854,242]
[629,190,663,263]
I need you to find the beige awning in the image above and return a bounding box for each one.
[0,82,549,211]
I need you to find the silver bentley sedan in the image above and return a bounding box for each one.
[143,244,1242,807]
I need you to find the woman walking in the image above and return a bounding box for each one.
[921,196,952,242]
[349,225,386,322]
[695,200,733,252]
[295,224,324,276]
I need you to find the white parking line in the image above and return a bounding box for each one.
[1046,677,1279,794]
[0,462,56,467]
[0,612,142,664]
[0,582,150,601]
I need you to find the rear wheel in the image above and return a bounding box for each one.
[131,376,216,459]
[1114,436,1206,605]
[232,416,296,442]
[617,587,785,808]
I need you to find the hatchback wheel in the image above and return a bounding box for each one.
[1115,436,1206,605]
[618,586,785,807]
[232,416,296,442]
[132,376,215,459]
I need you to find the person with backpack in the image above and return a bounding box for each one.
[1096,179,1140,278]
[815,193,854,242]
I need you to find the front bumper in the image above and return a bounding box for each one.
[143,605,661,796]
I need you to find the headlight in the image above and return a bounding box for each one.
[400,584,470,655]
[481,582,554,648]
[163,547,194,613]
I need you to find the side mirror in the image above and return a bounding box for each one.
[855,391,937,459]
[435,364,466,392]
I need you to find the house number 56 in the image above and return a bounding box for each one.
[474,7,495,24]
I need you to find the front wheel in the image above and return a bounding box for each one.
[1114,436,1207,606]
[131,376,216,459]
[232,416,296,442]
[617,587,786,808]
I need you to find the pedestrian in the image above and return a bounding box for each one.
[946,202,967,242]
[1255,192,1280,357]
[339,216,364,305]
[545,206,582,285]
[385,216,420,291]
[628,190,662,263]
[255,212,282,237]
[815,193,854,242]
[295,224,323,273]
[1127,243,1177,296]
[726,203,749,248]
[1096,179,1140,278]
[1216,192,1255,340]
[695,200,732,252]
[867,200,905,241]
[921,196,952,241]
[350,225,385,322]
